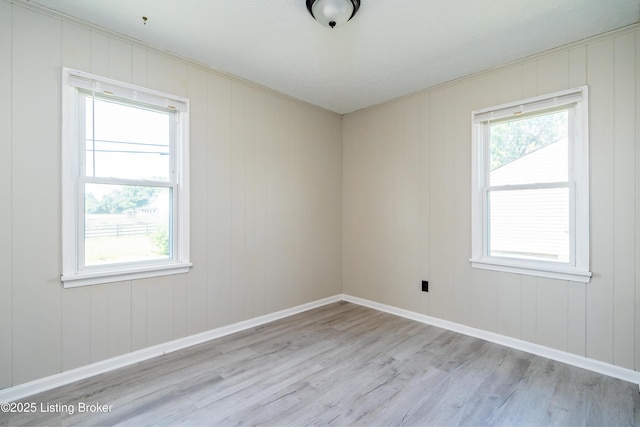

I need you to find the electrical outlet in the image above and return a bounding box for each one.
[422,280,429,292]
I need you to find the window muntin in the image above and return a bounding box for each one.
[62,68,191,287]
[471,87,590,283]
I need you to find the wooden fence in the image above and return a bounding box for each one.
[85,222,159,239]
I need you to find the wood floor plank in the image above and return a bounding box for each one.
[1,301,638,426]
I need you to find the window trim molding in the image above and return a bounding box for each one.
[470,86,591,283]
[61,67,191,287]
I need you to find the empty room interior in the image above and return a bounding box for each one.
[2,0,640,425]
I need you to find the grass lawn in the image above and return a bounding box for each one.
[85,234,168,266]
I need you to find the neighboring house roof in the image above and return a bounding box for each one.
[491,137,568,186]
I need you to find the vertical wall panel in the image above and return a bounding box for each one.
[612,32,636,369]
[0,0,12,389]
[520,276,537,343]
[636,28,640,372]
[536,51,569,94]
[265,98,298,312]
[61,287,91,371]
[230,81,252,322]
[147,51,175,94]
[296,108,319,305]
[569,46,587,87]
[174,61,188,98]
[108,38,131,82]
[497,65,523,103]
[429,87,455,320]
[131,46,147,87]
[184,65,209,335]
[586,38,616,364]
[378,102,399,306]
[107,281,132,358]
[536,278,568,351]
[145,276,175,347]
[497,273,522,339]
[90,285,109,362]
[90,31,109,75]
[172,274,188,339]
[206,72,232,329]
[452,82,472,325]
[246,89,267,318]
[521,61,537,99]
[418,92,431,315]
[342,111,372,299]
[322,112,344,298]
[62,22,91,70]
[566,283,586,357]
[361,107,386,304]
[396,96,422,312]
[131,281,147,351]
[11,7,62,385]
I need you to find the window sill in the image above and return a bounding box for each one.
[61,262,192,288]
[470,257,591,283]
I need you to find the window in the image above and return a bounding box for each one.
[470,87,590,283]
[62,68,191,287]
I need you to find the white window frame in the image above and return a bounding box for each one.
[61,68,191,287]
[470,86,591,283]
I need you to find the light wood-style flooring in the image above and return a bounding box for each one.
[1,301,639,426]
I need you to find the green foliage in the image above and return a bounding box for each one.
[151,225,170,256]
[490,111,567,171]
[85,192,100,213]
[87,186,160,214]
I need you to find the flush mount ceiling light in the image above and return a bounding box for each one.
[306,0,360,28]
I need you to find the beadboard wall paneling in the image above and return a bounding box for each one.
[636,29,640,373]
[586,37,616,365]
[0,0,12,390]
[0,1,342,391]
[11,5,63,386]
[612,31,636,370]
[343,26,639,371]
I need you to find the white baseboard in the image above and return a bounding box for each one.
[2,292,638,403]
[0,294,342,403]
[342,294,640,386]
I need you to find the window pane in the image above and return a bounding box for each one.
[490,110,568,186]
[85,96,171,181]
[84,183,172,266]
[489,188,569,262]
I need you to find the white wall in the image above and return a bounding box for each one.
[0,1,343,390]
[343,26,640,371]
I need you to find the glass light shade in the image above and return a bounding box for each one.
[311,0,354,28]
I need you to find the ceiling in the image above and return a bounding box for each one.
[26,0,640,114]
